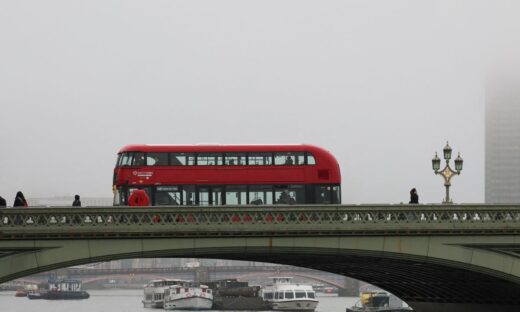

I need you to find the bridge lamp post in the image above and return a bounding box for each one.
[432,142,463,204]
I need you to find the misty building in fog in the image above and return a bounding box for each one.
[485,76,520,203]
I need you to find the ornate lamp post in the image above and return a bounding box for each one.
[432,142,463,204]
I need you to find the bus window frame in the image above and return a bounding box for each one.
[169,153,196,166]
[196,153,224,166]
[116,154,123,167]
[247,152,274,166]
[120,153,133,167]
[224,153,246,166]
[306,152,316,165]
[146,152,169,166]
[132,152,146,166]
[117,151,317,167]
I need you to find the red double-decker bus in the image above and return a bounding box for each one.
[113,144,341,206]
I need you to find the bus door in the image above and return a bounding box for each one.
[196,186,223,205]
[183,186,196,205]
[211,186,223,205]
[225,185,247,205]
[197,186,211,206]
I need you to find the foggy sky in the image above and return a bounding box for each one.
[1,1,519,205]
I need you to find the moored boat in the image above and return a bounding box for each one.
[143,279,183,308]
[261,277,318,311]
[27,279,89,300]
[208,279,271,310]
[15,284,38,297]
[346,290,413,312]
[27,292,45,300]
[163,282,213,310]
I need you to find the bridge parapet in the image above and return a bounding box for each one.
[1,204,520,239]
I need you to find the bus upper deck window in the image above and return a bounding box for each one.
[170,153,195,166]
[307,153,316,165]
[170,153,186,166]
[120,153,132,166]
[248,153,273,165]
[293,152,305,165]
[132,152,145,166]
[225,153,246,165]
[147,153,168,166]
[197,153,223,166]
[115,154,123,167]
[274,152,302,165]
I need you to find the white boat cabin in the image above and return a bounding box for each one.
[262,277,317,301]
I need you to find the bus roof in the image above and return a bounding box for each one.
[118,144,333,154]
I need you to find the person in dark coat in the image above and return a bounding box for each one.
[0,196,6,207]
[409,188,419,204]
[13,191,28,207]
[72,195,81,207]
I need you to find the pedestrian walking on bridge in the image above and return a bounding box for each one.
[72,195,82,207]
[128,189,150,207]
[13,191,28,207]
[409,188,419,204]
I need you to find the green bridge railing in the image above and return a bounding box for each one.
[1,204,520,239]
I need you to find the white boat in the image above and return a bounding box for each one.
[163,283,213,310]
[261,277,318,311]
[143,279,185,308]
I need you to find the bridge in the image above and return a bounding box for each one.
[1,204,520,312]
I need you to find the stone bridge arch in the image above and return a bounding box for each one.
[2,234,520,312]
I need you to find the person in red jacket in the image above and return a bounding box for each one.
[128,189,150,206]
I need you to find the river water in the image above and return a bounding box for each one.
[0,290,357,312]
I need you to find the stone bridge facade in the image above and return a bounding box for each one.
[1,204,520,312]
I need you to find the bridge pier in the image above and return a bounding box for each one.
[409,302,520,312]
